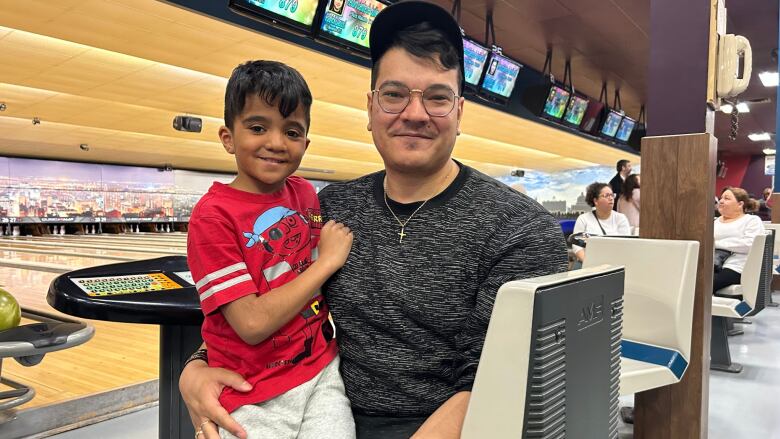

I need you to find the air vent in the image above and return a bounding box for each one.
[608,298,624,439]
[526,318,567,439]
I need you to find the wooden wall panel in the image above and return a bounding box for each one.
[635,133,716,439]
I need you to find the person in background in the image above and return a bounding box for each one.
[713,187,765,294]
[617,173,640,232]
[572,182,631,263]
[609,159,632,210]
[758,187,772,221]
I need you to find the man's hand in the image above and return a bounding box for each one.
[411,391,471,439]
[179,359,252,439]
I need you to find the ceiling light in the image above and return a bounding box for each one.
[748,132,772,141]
[720,104,733,113]
[759,72,779,87]
[763,148,776,155]
[736,103,750,113]
[0,103,6,111]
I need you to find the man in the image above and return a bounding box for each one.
[758,187,772,221]
[609,159,632,210]
[179,2,568,438]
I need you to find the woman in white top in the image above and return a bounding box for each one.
[713,187,765,294]
[572,182,631,262]
[617,174,640,231]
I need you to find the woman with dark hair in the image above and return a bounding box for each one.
[571,182,631,263]
[617,174,640,232]
[713,187,765,293]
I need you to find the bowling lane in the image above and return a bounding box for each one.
[0,265,59,313]
[7,235,187,247]
[0,241,172,260]
[0,237,186,255]
[0,249,131,270]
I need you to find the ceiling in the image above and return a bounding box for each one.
[432,0,777,158]
[714,0,779,156]
[434,0,649,120]
[0,0,639,182]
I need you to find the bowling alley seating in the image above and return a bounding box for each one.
[461,265,625,438]
[760,223,780,307]
[0,311,94,415]
[583,236,699,395]
[711,233,767,373]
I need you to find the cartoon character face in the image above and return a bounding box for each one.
[244,206,310,257]
[261,212,310,256]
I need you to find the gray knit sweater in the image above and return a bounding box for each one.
[319,163,568,417]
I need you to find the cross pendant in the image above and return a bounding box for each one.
[398,228,407,243]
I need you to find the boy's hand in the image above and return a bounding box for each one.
[316,220,353,273]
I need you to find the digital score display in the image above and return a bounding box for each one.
[481,53,522,99]
[319,0,386,49]
[73,273,183,297]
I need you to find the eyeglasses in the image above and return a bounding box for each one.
[600,193,615,199]
[372,83,459,117]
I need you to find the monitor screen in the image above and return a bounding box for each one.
[563,95,589,127]
[230,0,320,31]
[463,38,489,87]
[542,85,571,119]
[600,110,624,137]
[319,0,386,50]
[616,116,636,142]
[480,53,522,99]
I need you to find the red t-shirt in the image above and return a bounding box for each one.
[187,178,337,413]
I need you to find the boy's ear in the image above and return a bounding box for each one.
[219,126,235,154]
[305,137,311,150]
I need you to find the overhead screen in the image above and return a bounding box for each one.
[542,85,570,119]
[229,0,320,31]
[481,53,522,99]
[319,0,387,51]
[563,95,589,127]
[615,116,636,142]
[600,110,624,138]
[463,38,489,87]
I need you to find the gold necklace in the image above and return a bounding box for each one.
[384,163,454,243]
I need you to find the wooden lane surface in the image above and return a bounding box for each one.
[13,235,188,247]
[1,317,159,410]
[0,241,172,260]
[0,253,164,410]
[0,239,185,255]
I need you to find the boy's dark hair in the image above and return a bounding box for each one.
[224,60,312,130]
[370,22,463,93]
[616,159,630,173]
[585,182,610,207]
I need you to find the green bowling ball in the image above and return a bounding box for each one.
[0,287,21,331]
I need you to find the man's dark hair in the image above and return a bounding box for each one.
[224,60,312,130]
[370,22,463,93]
[616,159,630,173]
[585,182,610,207]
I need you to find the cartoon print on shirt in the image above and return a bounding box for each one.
[243,206,311,256]
[244,206,331,368]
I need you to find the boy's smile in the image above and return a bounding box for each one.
[220,95,310,194]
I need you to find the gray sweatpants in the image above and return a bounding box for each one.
[220,356,355,439]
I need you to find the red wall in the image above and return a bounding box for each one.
[716,155,771,197]
[716,155,750,195]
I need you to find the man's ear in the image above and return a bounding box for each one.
[219,126,235,154]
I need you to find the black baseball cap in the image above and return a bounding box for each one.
[369,1,465,91]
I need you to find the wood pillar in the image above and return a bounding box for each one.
[636,133,716,438]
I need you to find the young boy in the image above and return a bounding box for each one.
[187,60,355,439]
